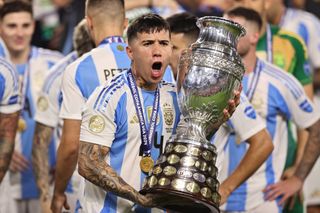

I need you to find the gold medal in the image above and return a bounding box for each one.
[140,156,154,173]
[18,118,26,132]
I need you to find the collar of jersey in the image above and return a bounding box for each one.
[99,36,125,46]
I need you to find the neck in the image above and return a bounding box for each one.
[259,15,268,37]
[94,28,123,46]
[274,5,286,25]
[242,50,257,75]
[10,46,30,65]
[131,67,158,91]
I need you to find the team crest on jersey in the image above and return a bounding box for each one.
[163,103,174,126]
[117,45,124,51]
[37,96,49,111]
[299,100,313,113]
[130,114,139,124]
[88,115,105,133]
[251,97,264,111]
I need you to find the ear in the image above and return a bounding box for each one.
[126,45,134,60]
[250,31,260,45]
[86,15,94,32]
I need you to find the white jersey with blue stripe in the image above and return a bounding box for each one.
[221,59,320,211]
[59,36,130,121]
[210,91,266,174]
[281,8,320,69]
[10,46,63,199]
[0,38,10,60]
[80,71,180,213]
[0,57,20,114]
[34,51,81,196]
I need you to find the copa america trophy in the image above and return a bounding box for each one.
[140,17,246,213]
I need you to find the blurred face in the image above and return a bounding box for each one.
[265,0,282,24]
[170,32,192,79]
[233,0,266,15]
[225,15,259,57]
[126,30,172,90]
[0,12,34,55]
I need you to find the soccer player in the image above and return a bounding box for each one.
[166,12,273,205]
[0,1,63,212]
[220,7,320,212]
[32,19,94,213]
[51,0,131,212]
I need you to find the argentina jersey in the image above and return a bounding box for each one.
[0,57,20,114]
[280,8,320,69]
[221,59,320,211]
[210,91,266,178]
[80,71,180,213]
[60,36,131,120]
[11,46,63,200]
[34,51,81,206]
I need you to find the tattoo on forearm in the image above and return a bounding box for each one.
[78,142,143,204]
[0,112,19,182]
[32,122,53,199]
[295,120,320,181]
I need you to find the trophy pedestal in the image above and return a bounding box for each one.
[140,141,220,213]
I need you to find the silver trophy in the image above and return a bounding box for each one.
[141,17,246,213]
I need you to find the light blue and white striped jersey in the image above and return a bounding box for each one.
[0,57,20,114]
[10,46,63,199]
[220,59,320,211]
[162,66,175,85]
[0,38,10,60]
[211,91,266,173]
[280,8,320,69]
[59,36,130,120]
[34,51,80,197]
[80,70,180,213]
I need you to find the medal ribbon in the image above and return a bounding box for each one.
[246,58,264,101]
[266,24,273,63]
[127,69,160,156]
[20,64,29,109]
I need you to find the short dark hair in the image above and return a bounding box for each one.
[166,12,199,41]
[225,7,262,31]
[127,13,170,44]
[86,0,124,16]
[0,1,33,19]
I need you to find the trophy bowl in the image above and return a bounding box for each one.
[140,16,246,213]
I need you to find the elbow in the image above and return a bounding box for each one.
[263,134,274,157]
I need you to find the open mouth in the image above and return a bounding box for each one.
[152,62,162,70]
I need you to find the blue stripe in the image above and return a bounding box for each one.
[109,42,130,72]
[0,74,5,101]
[225,135,247,211]
[8,95,19,105]
[297,23,309,46]
[94,74,124,110]
[101,94,128,213]
[263,63,303,99]
[75,55,100,99]
[168,91,180,133]
[0,58,19,89]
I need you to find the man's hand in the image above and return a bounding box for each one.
[263,175,303,205]
[218,183,231,206]
[40,194,52,213]
[51,192,70,213]
[9,151,29,172]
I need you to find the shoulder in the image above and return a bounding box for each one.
[159,80,176,92]
[32,46,64,62]
[0,57,18,86]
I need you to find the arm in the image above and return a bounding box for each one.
[51,119,81,213]
[78,141,156,207]
[32,122,53,206]
[0,111,19,182]
[219,129,273,205]
[264,119,320,204]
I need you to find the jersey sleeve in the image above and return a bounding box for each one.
[59,60,86,120]
[277,67,320,128]
[34,74,62,127]
[283,31,312,85]
[0,59,20,114]
[229,92,266,141]
[80,86,118,147]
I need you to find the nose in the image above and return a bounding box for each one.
[152,42,162,57]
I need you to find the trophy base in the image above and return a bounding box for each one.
[141,187,219,213]
[141,140,221,213]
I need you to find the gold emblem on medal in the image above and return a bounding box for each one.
[140,156,154,173]
[88,115,105,133]
[18,118,27,132]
